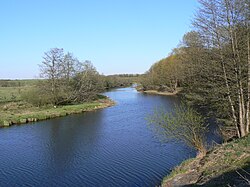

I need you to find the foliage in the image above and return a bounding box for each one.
[25,48,105,106]
[21,85,53,106]
[148,103,208,156]
[103,74,138,89]
[72,61,104,102]
[144,0,250,139]
[31,48,140,106]
[181,0,250,138]
[140,54,184,92]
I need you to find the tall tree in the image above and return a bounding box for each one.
[38,48,104,105]
[39,48,64,105]
[192,0,250,137]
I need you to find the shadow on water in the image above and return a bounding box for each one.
[45,111,104,174]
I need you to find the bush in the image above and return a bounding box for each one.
[148,102,208,157]
[21,87,53,106]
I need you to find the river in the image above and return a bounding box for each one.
[0,87,197,186]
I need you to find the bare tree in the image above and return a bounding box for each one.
[72,61,103,102]
[62,52,78,81]
[39,48,64,105]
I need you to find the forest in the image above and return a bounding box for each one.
[142,0,249,141]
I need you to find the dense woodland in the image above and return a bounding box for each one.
[143,0,249,140]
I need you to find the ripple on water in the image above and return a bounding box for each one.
[0,88,196,187]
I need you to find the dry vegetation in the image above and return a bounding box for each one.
[162,135,250,186]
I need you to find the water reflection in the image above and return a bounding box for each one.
[46,111,104,174]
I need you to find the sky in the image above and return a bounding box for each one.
[0,0,199,79]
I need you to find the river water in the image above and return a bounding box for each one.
[0,87,197,186]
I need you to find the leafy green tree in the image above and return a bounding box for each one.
[140,53,183,93]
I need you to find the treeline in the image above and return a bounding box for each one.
[104,74,139,89]
[143,0,250,139]
[140,53,183,93]
[22,48,137,106]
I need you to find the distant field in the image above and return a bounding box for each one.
[0,79,40,103]
[0,86,36,103]
[0,79,39,87]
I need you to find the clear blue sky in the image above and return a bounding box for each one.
[0,0,198,79]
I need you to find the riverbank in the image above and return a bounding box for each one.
[139,87,249,185]
[138,88,182,96]
[162,135,250,186]
[0,98,115,127]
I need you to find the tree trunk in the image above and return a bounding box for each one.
[247,23,250,134]
[225,1,246,137]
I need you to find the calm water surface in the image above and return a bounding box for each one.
[0,88,196,186]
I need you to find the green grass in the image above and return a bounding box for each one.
[0,86,36,104]
[0,79,40,87]
[0,79,115,127]
[0,87,24,103]
[0,79,42,103]
[0,99,114,127]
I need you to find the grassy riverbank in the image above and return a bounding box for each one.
[136,86,182,96]
[0,98,115,127]
[0,79,118,127]
[162,135,250,186]
[141,89,181,96]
